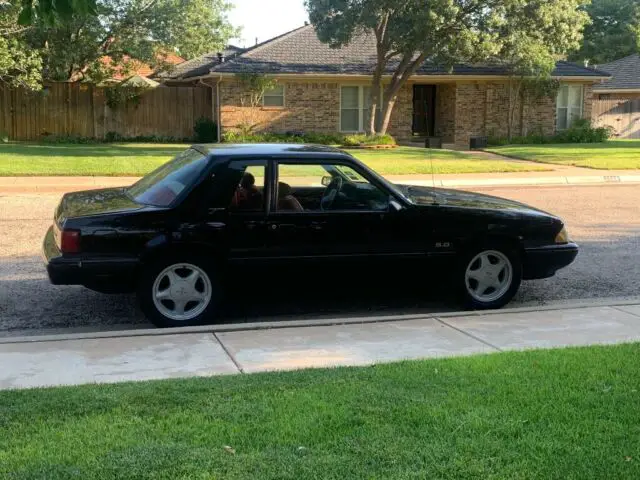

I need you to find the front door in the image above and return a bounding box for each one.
[412,85,436,136]
[264,160,429,263]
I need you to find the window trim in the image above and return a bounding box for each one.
[339,85,383,133]
[556,84,584,131]
[262,84,285,108]
[272,158,397,215]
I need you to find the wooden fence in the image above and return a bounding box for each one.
[592,97,640,139]
[0,82,212,141]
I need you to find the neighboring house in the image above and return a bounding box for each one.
[98,52,185,84]
[591,54,640,139]
[593,54,640,100]
[160,25,609,148]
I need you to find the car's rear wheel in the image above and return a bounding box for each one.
[138,256,221,328]
[460,245,522,310]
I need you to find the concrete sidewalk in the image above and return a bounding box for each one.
[1,300,639,390]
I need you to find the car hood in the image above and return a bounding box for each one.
[55,187,144,222]
[397,185,556,217]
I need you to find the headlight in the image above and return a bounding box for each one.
[555,226,570,244]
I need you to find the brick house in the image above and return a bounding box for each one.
[161,25,610,148]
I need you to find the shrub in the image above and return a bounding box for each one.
[222,131,346,145]
[342,133,396,146]
[39,133,188,144]
[105,131,124,143]
[487,120,612,146]
[554,121,612,143]
[193,117,218,143]
[40,135,100,144]
[302,132,345,145]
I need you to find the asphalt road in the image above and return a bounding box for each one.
[1,184,639,335]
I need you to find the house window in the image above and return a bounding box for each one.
[556,84,583,130]
[340,85,381,132]
[599,94,611,100]
[263,85,284,107]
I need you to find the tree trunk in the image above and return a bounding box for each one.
[378,52,427,135]
[379,95,396,134]
[369,67,383,135]
[369,16,390,136]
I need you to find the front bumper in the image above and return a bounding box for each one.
[42,226,138,287]
[522,242,579,280]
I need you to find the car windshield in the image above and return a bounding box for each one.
[332,160,411,203]
[128,148,208,207]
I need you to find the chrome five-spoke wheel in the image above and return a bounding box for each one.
[465,250,513,304]
[152,263,212,322]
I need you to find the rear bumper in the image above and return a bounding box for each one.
[522,242,579,280]
[42,226,138,287]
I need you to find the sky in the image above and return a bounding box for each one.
[227,0,309,48]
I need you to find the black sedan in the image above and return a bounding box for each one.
[43,144,578,327]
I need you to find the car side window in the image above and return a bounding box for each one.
[277,163,389,212]
[227,162,267,212]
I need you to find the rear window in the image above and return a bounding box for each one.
[128,149,208,207]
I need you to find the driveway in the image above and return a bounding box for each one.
[1,184,639,335]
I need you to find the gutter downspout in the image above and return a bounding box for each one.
[215,76,222,143]
[198,77,222,143]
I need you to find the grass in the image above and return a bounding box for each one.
[487,140,640,170]
[1,344,640,479]
[0,143,547,176]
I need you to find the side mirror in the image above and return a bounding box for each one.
[321,175,332,187]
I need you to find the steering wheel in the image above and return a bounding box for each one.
[320,176,343,211]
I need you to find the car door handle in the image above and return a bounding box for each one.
[269,223,296,231]
[244,220,264,230]
[310,221,326,230]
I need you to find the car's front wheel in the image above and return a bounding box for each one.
[138,257,220,328]
[460,245,522,310]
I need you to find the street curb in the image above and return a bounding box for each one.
[396,175,640,188]
[2,298,639,345]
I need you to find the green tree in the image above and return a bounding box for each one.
[19,0,238,82]
[234,72,277,134]
[570,0,640,64]
[306,0,589,135]
[0,3,41,89]
[12,0,97,26]
[496,0,588,138]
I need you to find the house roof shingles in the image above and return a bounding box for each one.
[165,24,610,80]
[594,54,640,91]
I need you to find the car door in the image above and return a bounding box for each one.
[199,159,272,263]
[263,159,431,263]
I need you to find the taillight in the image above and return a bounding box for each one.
[61,229,81,253]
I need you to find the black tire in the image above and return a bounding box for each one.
[458,242,522,310]
[137,255,222,328]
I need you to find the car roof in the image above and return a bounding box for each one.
[192,143,351,159]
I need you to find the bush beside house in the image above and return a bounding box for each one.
[488,120,613,146]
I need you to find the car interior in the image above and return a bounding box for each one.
[230,165,390,212]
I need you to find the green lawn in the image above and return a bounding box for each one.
[2,344,640,479]
[0,143,546,176]
[487,140,640,170]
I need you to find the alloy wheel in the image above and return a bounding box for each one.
[465,250,513,303]
[152,263,212,321]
